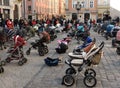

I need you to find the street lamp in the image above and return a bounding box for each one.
[76,1,81,19]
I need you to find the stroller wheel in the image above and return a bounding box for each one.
[44,48,49,54]
[38,51,45,56]
[0,60,6,66]
[54,35,57,38]
[4,46,7,49]
[62,75,75,86]
[84,68,96,77]
[83,75,97,87]
[116,48,120,55]
[65,68,76,75]
[18,61,24,66]
[38,47,45,56]
[5,57,11,63]
[0,67,4,73]
[26,48,31,55]
[22,58,27,63]
[50,36,54,41]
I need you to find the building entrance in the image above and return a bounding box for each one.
[14,5,19,19]
[84,13,90,23]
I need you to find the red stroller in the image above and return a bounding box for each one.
[5,35,27,66]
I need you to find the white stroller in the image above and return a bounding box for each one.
[62,41,104,87]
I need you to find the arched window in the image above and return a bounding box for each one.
[0,0,2,5]
[90,1,94,8]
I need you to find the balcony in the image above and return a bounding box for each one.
[97,5,110,9]
[65,8,69,11]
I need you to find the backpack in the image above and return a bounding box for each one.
[44,57,59,66]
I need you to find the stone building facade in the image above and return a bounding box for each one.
[21,0,65,20]
[65,0,98,22]
[0,0,22,20]
[97,0,110,19]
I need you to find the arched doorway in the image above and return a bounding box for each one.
[14,5,19,19]
[84,13,90,23]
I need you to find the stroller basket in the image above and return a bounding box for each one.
[91,50,103,65]
[86,41,104,65]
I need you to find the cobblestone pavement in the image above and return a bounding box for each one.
[0,30,120,88]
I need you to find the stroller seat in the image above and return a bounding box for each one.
[68,43,96,59]
[68,52,86,59]
[69,42,104,65]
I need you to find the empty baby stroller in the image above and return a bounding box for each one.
[55,39,68,54]
[75,30,90,44]
[112,30,120,47]
[116,45,120,55]
[68,27,76,38]
[62,41,104,87]
[50,29,57,41]
[5,46,27,66]
[26,39,48,56]
[5,34,27,66]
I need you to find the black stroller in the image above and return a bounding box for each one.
[62,41,104,87]
[26,39,48,56]
[49,28,57,41]
[75,30,89,44]
[55,40,68,54]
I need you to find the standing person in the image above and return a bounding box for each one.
[14,18,19,27]
[32,19,36,26]
[1,18,6,27]
[19,17,24,29]
[0,18,2,27]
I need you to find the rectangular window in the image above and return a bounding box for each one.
[81,1,85,8]
[0,0,2,5]
[28,6,31,11]
[90,1,94,8]
[72,0,77,8]
[65,0,68,9]
[3,0,9,6]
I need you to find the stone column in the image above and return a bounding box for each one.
[18,3,22,19]
[10,1,14,19]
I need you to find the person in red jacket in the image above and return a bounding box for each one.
[13,33,26,49]
[32,19,36,26]
[6,19,14,29]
